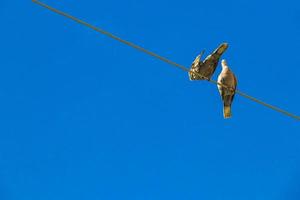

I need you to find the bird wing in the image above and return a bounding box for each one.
[230,73,237,101]
[218,70,237,99]
[217,74,226,98]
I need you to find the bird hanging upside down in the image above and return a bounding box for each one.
[217,59,237,119]
[189,43,228,80]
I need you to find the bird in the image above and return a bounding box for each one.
[217,59,237,119]
[189,43,228,81]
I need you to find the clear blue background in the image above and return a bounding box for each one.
[1,0,300,199]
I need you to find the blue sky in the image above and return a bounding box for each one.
[0,0,300,199]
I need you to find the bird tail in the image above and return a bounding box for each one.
[214,43,228,56]
[223,105,232,119]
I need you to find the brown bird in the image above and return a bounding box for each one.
[189,43,228,80]
[217,59,237,118]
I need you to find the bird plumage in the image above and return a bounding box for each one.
[189,43,228,80]
[217,59,237,118]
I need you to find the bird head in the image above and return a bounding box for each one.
[221,59,228,68]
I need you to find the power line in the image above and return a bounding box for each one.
[32,0,300,121]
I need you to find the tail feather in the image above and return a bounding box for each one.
[214,43,228,56]
[223,106,232,119]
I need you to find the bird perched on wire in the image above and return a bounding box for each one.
[189,43,228,80]
[217,59,237,118]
